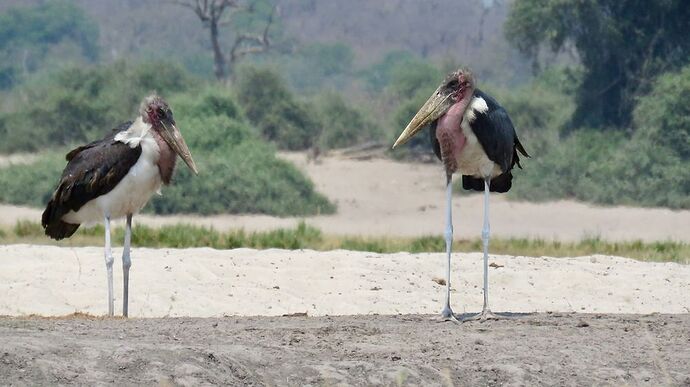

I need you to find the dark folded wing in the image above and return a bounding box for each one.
[471,105,518,173]
[42,122,141,239]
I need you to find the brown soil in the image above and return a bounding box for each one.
[1,313,689,386]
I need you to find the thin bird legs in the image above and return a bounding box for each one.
[122,214,133,317]
[104,215,114,316]
[466,178,498,321]
[103,213,133,317]
[440,174,460,322]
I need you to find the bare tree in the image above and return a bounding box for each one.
[168,0,276,80]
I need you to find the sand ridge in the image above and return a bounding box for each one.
[1,244,688,317]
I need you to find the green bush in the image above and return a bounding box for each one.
[236,67,320,150]
[0,0,99,89]
[150,138,334,215]
[314,93,382,149]
[0,152,65,207]
[512,117,690,209]
[633,65,690,160]
[0,61,195,153]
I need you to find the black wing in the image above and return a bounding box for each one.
[429,90,529,193]
[464,90,529,192]
[471,89,529,172]
[42,122,141,240]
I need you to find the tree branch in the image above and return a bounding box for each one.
[229,4,276,63]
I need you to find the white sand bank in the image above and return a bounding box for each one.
[1,244,688,317]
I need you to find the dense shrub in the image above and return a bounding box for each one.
[236,67,320,150]
[511,67,690,209]
[314,93,382,149]
[0,152,65,207]
[0,1,99,89]
[0,61,195,153]
[510,131,624,202]
[633,65,690,160]
[151,141,334,215]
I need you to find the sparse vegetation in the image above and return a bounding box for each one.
[2,221,687,263]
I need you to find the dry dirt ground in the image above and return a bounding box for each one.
[1,314,689,386]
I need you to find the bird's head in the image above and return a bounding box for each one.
[392,68,476,148]
[140,94,198,175]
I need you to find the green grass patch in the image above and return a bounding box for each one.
[3,221,687,264]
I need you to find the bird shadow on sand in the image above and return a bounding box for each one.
[456,311,535,322]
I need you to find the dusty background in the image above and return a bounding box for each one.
[1,314,689,386]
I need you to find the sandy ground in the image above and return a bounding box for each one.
[2,152,689,242]
[1,245,689,317]
[2,153,690,385]
[1,314,689,386]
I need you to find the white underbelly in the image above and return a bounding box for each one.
[456,120,502,178]
[62,157,162,224]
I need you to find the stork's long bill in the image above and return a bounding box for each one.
[160,119,198,174]
[392,69,475,149]
[392,86,454,149]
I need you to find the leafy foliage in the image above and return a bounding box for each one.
[633,65,690,160]
[511,67,690,209]
[0,61,194,153]
[0,152,65,208]
[236,67,320,150]
[313,93,382,149]
[506,0,690,129]
[0,0,99,89]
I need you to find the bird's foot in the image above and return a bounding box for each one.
[438,306,461,324]
[463,308,499,322]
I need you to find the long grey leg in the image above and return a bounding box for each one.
[122,214,132,317]
[104,215,114,316]
[440,175,459,322]
[465,178,497,321]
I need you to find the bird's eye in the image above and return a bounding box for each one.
[447,80,459,89]
[157,108,166,119]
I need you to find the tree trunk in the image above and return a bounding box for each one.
[210,20,226,80]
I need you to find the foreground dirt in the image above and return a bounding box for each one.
[1,314,688,386]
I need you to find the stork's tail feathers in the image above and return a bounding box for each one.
[513,137,530,169]
[42,199,80,240]
[462,172,513,193]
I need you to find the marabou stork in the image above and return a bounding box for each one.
[41,95,198,317]
[392,69,529,322]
